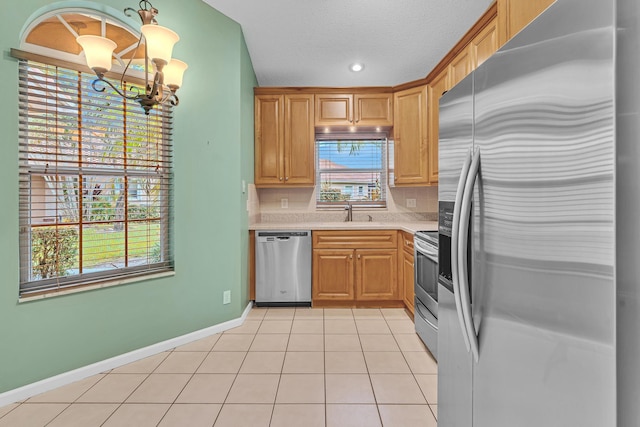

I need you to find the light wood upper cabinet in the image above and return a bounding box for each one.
[497,0,555,46]
[449,45,472,88]
[427,69,449,185]
[315,94,352,126]
[284,94,315,185]
[255,94,314,187]
[315,93,393,127]
[393,85,429,186]
[354,94,393,126]
[255,95,284,186]
[471,18,499,69]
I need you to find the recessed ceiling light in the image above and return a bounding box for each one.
[349,63,364,72]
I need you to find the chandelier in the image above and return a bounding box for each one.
[76,0,187,115]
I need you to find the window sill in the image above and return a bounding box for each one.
[18,271,176,303]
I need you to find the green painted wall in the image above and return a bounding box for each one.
[239,35,258,306]
[0,0,256,393]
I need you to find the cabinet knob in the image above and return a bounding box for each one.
[279,177,283,181]
[357,254,361,260]
[350,255,353,259]
[285,177,289,181]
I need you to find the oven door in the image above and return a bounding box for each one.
[414,239,439,318]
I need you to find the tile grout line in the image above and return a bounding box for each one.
[154,337,227,427]
[41,402,72,427]
[268,308,295,426]
[356,315,386,427]
[214,310,264,427]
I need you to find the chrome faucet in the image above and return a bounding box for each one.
[345,203,353,222]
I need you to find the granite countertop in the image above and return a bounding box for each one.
[249,221,438,234]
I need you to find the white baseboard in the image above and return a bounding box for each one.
[0,302,253,407]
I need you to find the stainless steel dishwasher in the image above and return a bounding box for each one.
[255,230,312,307]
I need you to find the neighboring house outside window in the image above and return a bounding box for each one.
[316,138,387,207]
[17,10,174,296]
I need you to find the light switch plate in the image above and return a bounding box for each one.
[406,198,417,208]
[223,290,231,305]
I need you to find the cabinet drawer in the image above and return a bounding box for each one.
[400,231,415,255]
[313,230,397,249]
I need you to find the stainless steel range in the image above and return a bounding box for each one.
[414,230,438,359]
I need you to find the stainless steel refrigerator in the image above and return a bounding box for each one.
[437,0,640,425]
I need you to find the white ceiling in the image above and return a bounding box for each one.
[201,0,494,87]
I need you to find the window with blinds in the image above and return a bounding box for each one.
[316,137,387,207]
[18,59,174,295]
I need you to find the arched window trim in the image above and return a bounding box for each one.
[20,7,147,80]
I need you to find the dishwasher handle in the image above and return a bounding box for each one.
[256,230,311,244]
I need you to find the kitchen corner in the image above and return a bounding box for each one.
[247,182,439,329]
[247,183,439,234]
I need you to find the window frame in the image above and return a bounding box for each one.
[315,134,388,208]
[15,9,175,296]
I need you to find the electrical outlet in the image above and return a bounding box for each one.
[406,198,417,208]
[223,290,231,305]
[281,198,289,209]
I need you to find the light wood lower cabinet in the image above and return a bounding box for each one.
[313,249,355,300]
[249,230,255,300]
[356,249,398,300]
[312,230,401,307]
[401,250,415,314]
[399,230,415,315]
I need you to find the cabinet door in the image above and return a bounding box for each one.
[313,249,355,300]
[354,93,393,126]
[471,19,499,69]
[284,94,315,185]
[427,69,450,184]
[393,86,429,186]
[315,94,353,126]
[449,45,472,88]
[402,250,415,314]
[355,249,398,300]
[497,0,555,46]
[255,95,284,185]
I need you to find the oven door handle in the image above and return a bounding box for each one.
[459,148,481,363]
[414,240,438,260]
[452,148,473,353]
[416,302,438,330]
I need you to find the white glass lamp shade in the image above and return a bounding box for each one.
[164,59,188,89]
[76,35,117,73]
[141,24,179,66]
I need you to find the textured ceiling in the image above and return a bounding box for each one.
[202,0,494,87]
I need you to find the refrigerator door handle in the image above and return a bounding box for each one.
[459,148,481,363]
[452,148,473,353]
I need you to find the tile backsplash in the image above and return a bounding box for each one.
[249,185,438,224]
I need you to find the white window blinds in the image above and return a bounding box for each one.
[316,138,387,206]
[18,58,174,295]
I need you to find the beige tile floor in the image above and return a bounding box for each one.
[0,307,437,427]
